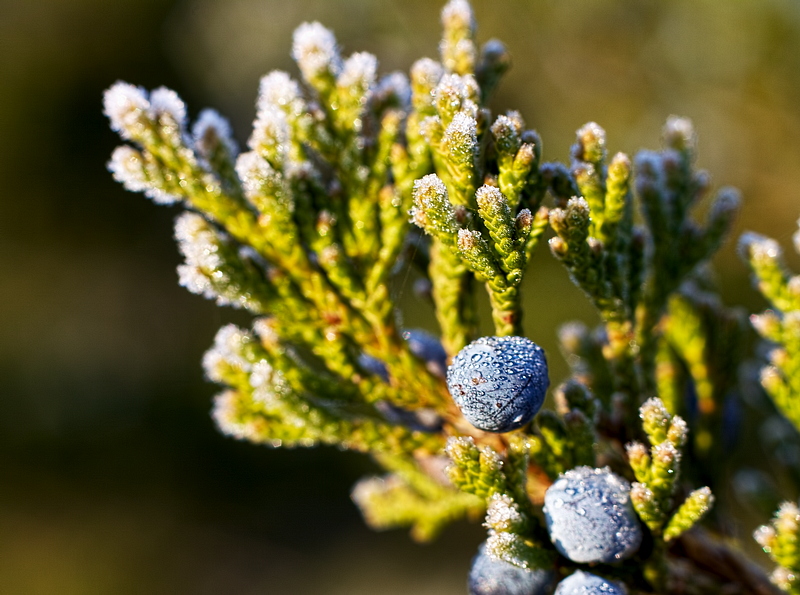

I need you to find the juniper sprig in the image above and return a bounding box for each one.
[104,1,788,593]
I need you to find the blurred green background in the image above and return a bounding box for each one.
[3,0,800,592]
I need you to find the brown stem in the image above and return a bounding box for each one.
[669,528,781,595]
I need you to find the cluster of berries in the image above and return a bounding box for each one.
[447,336,639,594]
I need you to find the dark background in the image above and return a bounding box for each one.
[3,0,800,592]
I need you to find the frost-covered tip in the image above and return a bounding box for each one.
[663,115,696,153]
[751,311,781,337]
[515,208,533,230]
[625,441,649,467]
[292,21,342,82]
[339,52,378,91]
[771,567,797,591]
[175,212,223,274]
[410,174,456,232]
[458,228,482,252]
[667,416,688,448]
[491,114,521,154]
[108,145,181,205]
[630,481,654,504]
[258,71,303,114]
[235,151,280,197]
[410,58,444,106]
[640,397,670,442]
[575,122,607,164]
[738,232,782,263]
[469,542,554,595]
[445,435,477,462]
[149,86,187,130]
[475,185,508,217]
[213,391,258,441]
[444,111,478,154]
[554,570,627,595]
[777,501,800,534]
[441,0,475,31]
[549,197,590,237]
[651,441,680,467]
[754,524,777,551]
[249,106,290,161]
[193,109,238,159]
[202,324,253,382]
[104,82,150,139]
[413,173,449,204]
[350,475,401,524]
[434,73,479,115]
[484,493,523,533]
[108,146,148,193]
[544,466,642,563]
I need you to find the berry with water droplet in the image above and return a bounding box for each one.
[544,466,642,564]
[554,570,627,595]
[468,543,554,595]
[447,336,549,432]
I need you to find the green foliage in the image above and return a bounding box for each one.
[741,225,800,431]
[626,397,713,539]
[756,503,800,594]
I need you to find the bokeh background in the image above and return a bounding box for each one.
[3,0,800,592]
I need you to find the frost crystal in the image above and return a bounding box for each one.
[292,21,342,81]
[103,82,150,139]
